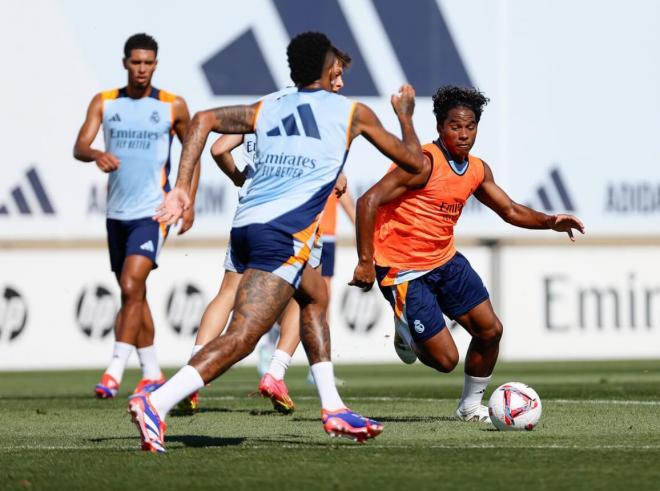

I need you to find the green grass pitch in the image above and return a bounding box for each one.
[1,360,659,490]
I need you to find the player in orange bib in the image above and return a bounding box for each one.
[350,86,584,422]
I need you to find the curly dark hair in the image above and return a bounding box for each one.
[432,86,489,125]
[287,32,333,86]
[124,33,158,58]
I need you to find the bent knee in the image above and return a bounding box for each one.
[477,319,503,344]
[437,351,459,373]
[419,348,459,373]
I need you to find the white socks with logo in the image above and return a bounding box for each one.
[458,374,492,411]
[310,361,345,411]
[105,341,134,383]
[267,349,292,380]
[150,365,205,419]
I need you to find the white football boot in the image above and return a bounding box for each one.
[455,405,492,423]
[393,318,417,364]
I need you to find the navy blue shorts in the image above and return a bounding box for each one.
[106,217,169,273]
[376,252,489,342]
[320,240,336,277]
[229,222,317,288]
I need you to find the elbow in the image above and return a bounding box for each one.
[191,110,215,133]
[356,192,378,215]
[72,146,86,162]
[500,207,517,225]
[413,155,426,175]
[405,151,428,175]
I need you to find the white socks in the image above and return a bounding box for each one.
[458,373,492,411]
[105,341,134,383]
[310,361,345,411]
[150,365,205,419]
[267,349,292,380]
[137,345,162,380]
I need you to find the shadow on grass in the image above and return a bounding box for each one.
[169,406,288,418]
[248,437,350,447]
[291,415,458,423]
[87,435,246,448]
[168,435,246,448]
[168,407,256,418]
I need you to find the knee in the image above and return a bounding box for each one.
[223,324,262,357]
[419,347,459,373]
[119,276,145,302]
[477,319,503,345]
[437,351,459,373]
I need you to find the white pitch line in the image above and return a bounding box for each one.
[203,396,660,406]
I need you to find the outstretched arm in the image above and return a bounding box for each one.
[474,162,585,241]
[210,134,246,187]
[350,85,426,175]
[73,94,120,172]
[155,103,260,225]
[350,159,431,290]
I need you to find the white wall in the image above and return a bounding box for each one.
[2,245,659,369]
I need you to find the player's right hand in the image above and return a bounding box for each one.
[154,187,191,225]
[551,214,585,242]
[391,85,416,120]
[349,261,376,291]
[95,152,120,173]
[334,172,348,197]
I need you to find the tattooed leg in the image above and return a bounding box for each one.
[295,265,331,364]
[190,268,294,383]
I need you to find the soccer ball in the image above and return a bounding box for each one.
[488,382,542,431]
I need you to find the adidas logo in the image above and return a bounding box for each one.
[527,167,576,212]
[202,0,471,97]
[0,167,55,216]
[108,113,121,122]
[266,104,320,139]
[140,240,155,253]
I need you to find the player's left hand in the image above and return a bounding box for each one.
[178,206,195,235]
[154,187,191,225]
[349,261,376,291]
[334,172,348,197]
[551,214,585,242]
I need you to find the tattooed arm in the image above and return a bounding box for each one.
[171,96,199,235]
[155,103,261,225]
[175,103,260,191]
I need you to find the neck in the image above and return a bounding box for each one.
[125,83,152,99]
[300,79,327,91]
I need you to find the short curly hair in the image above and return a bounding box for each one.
[287,32,333,86]
[432,86,489,125]
[124,33,158,58]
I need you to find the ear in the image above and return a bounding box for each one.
[122,58,128,70]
